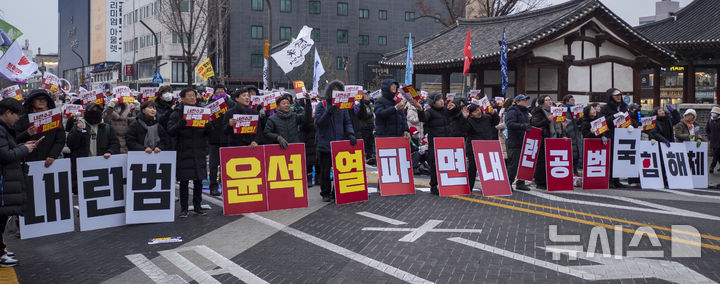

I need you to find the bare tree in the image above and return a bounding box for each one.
[294,50,341,92]
[157,0,230,87]
[415,0,548,27]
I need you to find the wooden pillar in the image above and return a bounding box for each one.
[653,66,661,108]
[687,62,696,103]
[516,61,527,96]
[475,69,484,91]
[441,72,451,95]
[633,66,642,105]
[558,55,573,100]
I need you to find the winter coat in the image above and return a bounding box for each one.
[600,89,628,138]
[505,105,531,149]
[264,102,310,145]
[224,104,262,147]
[0,121,29,216]
[531,106,561,139]
[374,79,408,137]
[418,105,458,141]
[460,112,500,149]
[167,103,211,181]
[14,92,65,162]
[315,101,354,153]
[66,103,121,158]
[706,118,720,148]
[357,100,375,132]
[562,105,583,161]
[300,109,318,164]
[673,120,702,142]
[208,96,236,145]
[406,104,423,137]
[103,102,136,153]
[155,98,175,129]
[125,113,169,151]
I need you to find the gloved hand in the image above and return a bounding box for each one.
[627,125,634,132]
[395,102,404,111]
[697,139,702,148]
[277,136,289,149]
[665,141,671,148]
[601,136,608,145]
[666,105,674,112]
[651,139,657,146]
[348,135,357,146]
[689,134,695,141]
[524,124,533,131]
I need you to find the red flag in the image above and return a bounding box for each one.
[463,27,472,75]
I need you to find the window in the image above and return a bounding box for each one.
[309,1,320,14]
[280,27,291,41]
[155,32,162,44]
[378,36,387,46]
[251,0,263,11]
[172,33,193,44]
[311,29,320,41]
[337,29,348,43]
[378,10,387,20]
[251,54,263,68]
[155,0,161,13]
[359,35,369,45]
[336,56,347,70]
[434,13,440,23]
[337,2,348,16]
[404,36,415,46]
[140,36,145,48]
[133,9,138,22]
[146,35,152,46]
[280,0,291,12]
[251,26,263,39]
[139,7,144,19]
[359,9,369,19]
[133,37,138,50]
[180,0,191,12]
[405,11,415,21]
[172,62,188,83]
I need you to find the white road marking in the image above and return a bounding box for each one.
[125,254,186,283]
[521,190,720,221]
[159,245,268,284]
[362,220,482,243]
[243,213,433,284]
[356,211,407,225]
[651,188,720,200]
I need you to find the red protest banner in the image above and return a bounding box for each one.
[494,96,505,106]
[332,91,354,109]
[331,140,368,205]
[233,114,259,134]
[82,89,104,105]
[393,92,404,104]
[113,86,135,104]
[445,93,455,104]
[613,113,632,128]
[62,104,84,119]
[433,137,470,196]
[471,140,512,196]
[42,72,60,91]
[28,108,62,133]
[479,96,492,113]
[401,85,421,101]
[590,116,609,136]
[544,138,574,191]
[220,146,268,215]
[139,87,159,102]
[375,137,415,196]
[582,138,610,190]
[641,116,657,131]
[264,143,308,210]
[571,105,584,119]
[263,93,277,111]
[517,127,543,181]
[346,85,363,100]
[550,107,567,123]
[250,95,264,109]
[183,106,211,127]
[0,85,23,101]
[206,98,228,120]
[467,90,481,100]
[293,81,306,95]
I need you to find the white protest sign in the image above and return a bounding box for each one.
[612,128,641,178]
[637,141,664,189]
[659,143,694,189]
[125,151,177,224]
[684,141,708,189]
[20,159,74,239]
[77,155,128,231]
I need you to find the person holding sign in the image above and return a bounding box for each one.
[315,80,355,202]
[264,94,311,149]
[126,101,169,153]
[67,103,120,159]
[374,79,410,139]
[505,95,532,191]
[560,95,583,175]
[167,88,212,218]
[581,104,609,140]
[225,87,262,148]
[417,93,459,195]
[156,85,176,130]
[459,104,500,190]
[674,109,703,146]
[207,85,235,196]
[13,90,66,168]
[600,88,629,188]
[0,98,38,267]
[707,107,720,173]
[530,95,561,189]
[103,96,138,154]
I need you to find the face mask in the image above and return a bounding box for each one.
[162,92,174,102]
[85,110,102,125]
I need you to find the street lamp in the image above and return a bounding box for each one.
[71,47,85,87]
[265,0,272,88]
[139,20,159,75]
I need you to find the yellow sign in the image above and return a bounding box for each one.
[225,157,264,204]
[195,58,215,81]
[335,150,366,194]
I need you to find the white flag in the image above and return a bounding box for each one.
[312,48,325,93]
[271,26,314,74]
[0,41,38,83]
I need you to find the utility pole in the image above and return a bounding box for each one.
[216,0,225,85]
[139,20,159,75]
[71,48,85,87]
[265,0,272,88]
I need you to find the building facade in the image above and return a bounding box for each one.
[638,0,680,25]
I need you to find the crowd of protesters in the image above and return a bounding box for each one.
[0,78,713,267]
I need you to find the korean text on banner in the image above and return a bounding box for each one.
[346,85,364,100]
[220,146,268,215]
[571,105,584,119]
[612,128,641,178]
[637,140,664,189]
[77,155,127,231]
[293,81,307,97]
[401,85,420,101]
[250,95,264,109]
[471,140,512,196]
[125,151,177,224]
[264,144,308,210]
[433,137,470,196]
[331,140,369,205]
[544,138,574,191]
[62,104,85,118]
[82,89,104,105]
[20,159,74,239]
[582,138,610,190]
[550,107,567,123]
[233,114,259,134]
[263,93,277,111]
[42,72,60,92]
[332,90,354,109]
[0,85,23,101]
[517,127,543,181]
[613,112,633,128]
[641,116,657,131]
[375,137,415,196]
[206,97,228,120]
[113,86,135,104]
[685,141,708,189]
[590,116,609,136]
[28,108,61,133]
[183,106,211,127]
[140,87,159,102]
[659,143,694,189]
[195,57,215,81]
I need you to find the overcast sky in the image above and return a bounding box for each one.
[0,0,696,56]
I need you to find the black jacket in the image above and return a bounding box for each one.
[224,104,262,147]
[600,88,628,138]
[208,96,236,145]
[374,79,408,137]
[315,80,355,153]
[460,113,500,148]
[264,103,310,144]
[167,103,211,181]
[505,105,531,149]
[66,103,121,158]
[581,114,610,139]
[357,100,374,131]
[155,97,175,129]
[0,121,29,216]
[14,91,65,162]
[126,113,169,151]
[419,105,458,140]
[707,118,720,149]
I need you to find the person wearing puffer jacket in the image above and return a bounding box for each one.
[600,88,629,188]
[707,107,720,173]
[416,93,458,195]
[264,94,311,148]
[314,80,355,202]
[125,101,169,153]
[103,97,138,153]
[373,79,410,138]
[14,89,66,167]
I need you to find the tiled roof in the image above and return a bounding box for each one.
[380,0,674,69]
[635,0,720,47]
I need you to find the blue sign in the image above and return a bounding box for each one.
[623,95,632,105]
[152,72,164,84]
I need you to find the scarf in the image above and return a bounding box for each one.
[276,109,292,119]
[137,117,160,149]
[88,122,99,157]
